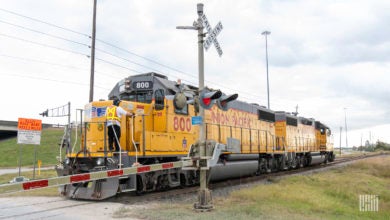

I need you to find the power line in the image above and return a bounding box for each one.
[95,40,271,101]
[0,8,200,82]
[0,31,278,106]
[96,48,163,73]
[0,7,90,38]
[0,7,293,107]
[0,54,86,70]
[0,72,110,91]
[0,14,193,84]
[0,32,147,79]
[95,57,143,74]
[0,19,90,47]
[96,38,195,77]
[95,48,200,85]
[0,33,141,80]
[0,18,268,102]
[0,33,90,57]
[0,8,255,97]
[0,54,124,80]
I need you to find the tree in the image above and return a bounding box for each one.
[375,140,390,151]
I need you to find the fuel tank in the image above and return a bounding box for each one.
[209,160,258,182]
[310,153,327,165]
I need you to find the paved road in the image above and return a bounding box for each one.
[0,197,140,220]
[0,167,54,176]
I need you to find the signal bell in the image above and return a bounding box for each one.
[199,89,222,109]
[217,93,238,111]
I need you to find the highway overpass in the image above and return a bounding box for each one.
[0,120,53,140]
[0,120,18,140]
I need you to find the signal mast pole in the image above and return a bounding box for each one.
[196,4,212,211]
[177,3,212,211]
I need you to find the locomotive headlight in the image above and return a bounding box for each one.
[96,158,105,166]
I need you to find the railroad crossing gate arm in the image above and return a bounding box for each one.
[0,161,192,195]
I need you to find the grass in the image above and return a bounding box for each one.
[121,156,390,220]
[0,128,80,197]
[0,169,59,197]
[0,128,72,167]
[335,150,379,157]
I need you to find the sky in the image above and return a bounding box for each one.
[0,0,389,147]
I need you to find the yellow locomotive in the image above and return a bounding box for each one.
[57,72,334,200]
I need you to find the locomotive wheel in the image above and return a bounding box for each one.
[290,157,298,169]
[298,156,304,168]
[328,153,335,162]
[136,176,144,195]
[258,158,268,174]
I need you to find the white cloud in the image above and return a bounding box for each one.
[0,0,389,146]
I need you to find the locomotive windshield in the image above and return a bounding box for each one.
[120,90,153,103]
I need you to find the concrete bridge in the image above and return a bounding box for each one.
[0,120,18,140]
[0,120,55,140]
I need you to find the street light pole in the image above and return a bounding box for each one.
[344,107,348,148]
[339,126,342,155]
[261,31,271,109]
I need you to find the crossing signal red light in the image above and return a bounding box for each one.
[202,97,211,106]
[217,94,238,111]
[199,89,222,109]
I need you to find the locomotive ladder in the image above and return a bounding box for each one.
[0,160,192,195]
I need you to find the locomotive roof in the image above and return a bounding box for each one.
[109,72,273,113]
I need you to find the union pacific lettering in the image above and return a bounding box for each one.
[209,108,253,128]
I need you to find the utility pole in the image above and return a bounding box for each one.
[369,131,372,145]
[89,0,97,102]
[344,107,348,148]
[261,31,271,109]
[339,126,342,155]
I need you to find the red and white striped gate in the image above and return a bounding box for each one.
[0,161,191,195]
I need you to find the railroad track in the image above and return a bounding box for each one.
[114,152,388,204]
[0,153,386,219]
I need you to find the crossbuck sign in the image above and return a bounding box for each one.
[201,14,223,57]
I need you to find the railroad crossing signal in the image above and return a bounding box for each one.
[199,89,222,109]
[198,89,238,111]
[201,14,223,56]
[217,93,238,111]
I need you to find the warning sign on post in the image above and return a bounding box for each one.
[17,118,42,145]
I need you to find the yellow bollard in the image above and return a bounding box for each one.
[37,160,42,176]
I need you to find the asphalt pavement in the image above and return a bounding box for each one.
[0,166,54,175]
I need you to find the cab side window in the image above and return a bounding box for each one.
[154,89,165,110]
